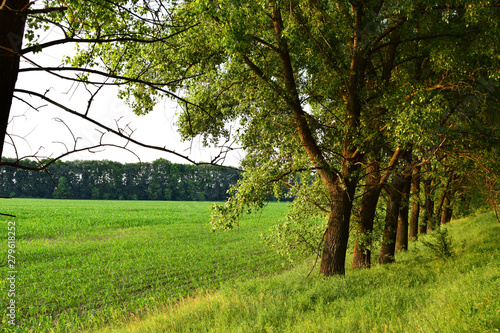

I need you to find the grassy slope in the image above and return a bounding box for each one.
[106,212,500,333]
[0,199,299,332]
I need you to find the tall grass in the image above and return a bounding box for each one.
[106,212,500,333]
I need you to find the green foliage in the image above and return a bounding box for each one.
[421,227,457,261]
[261,175,330,262]
[0,158,240,201]
[52,176,72,199]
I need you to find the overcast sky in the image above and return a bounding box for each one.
[7,28,242,167]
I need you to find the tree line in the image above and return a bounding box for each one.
[1,1,499,277]
[158,0,500,275]
[0,158,241,201]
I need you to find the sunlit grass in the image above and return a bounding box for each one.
[0,199,296,332]
[1,199,498,332]
[105,212,500,333]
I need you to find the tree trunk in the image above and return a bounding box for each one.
[320,8,364,275]
[434,175,452,228]
[425,182,435,232]
[434,190,446,229]
[269,5,359,276]
[379,174,405,264]
[419,179,433,234]
[446,208,453,223]
[320,180,356,276]
[408,165,421,240]
[441,194,452,224]
[396,174,411,251]
[352,161,381,269]
[0,1,29,158]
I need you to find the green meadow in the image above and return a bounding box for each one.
[1,199,499,332]
[0,199,296,332]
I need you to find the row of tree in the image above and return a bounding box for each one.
[155,0,499,276]
[0,158,241,201]
[1,1,499,277]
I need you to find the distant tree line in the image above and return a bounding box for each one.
[0,158,241,201]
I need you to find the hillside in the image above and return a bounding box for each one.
[106,212,500,333]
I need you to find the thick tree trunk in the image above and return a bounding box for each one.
[0,1,28,158]
[320,4,365,275]
[408,165,421,240]
[379,175,405,264]
[320,181,356,276]
[419,179,433,234]
[269,5,362,276]
[352,161,381,269]
[441,195,452,224]
[396,174,411,251]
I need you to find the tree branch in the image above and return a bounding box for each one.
[20,23,198,54]
[13,88,236,168]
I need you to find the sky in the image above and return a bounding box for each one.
[6,28,243,167]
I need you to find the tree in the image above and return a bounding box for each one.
[0,157,242,200]
[1,0,235,182]
[53,176,72,198]
[5,0,497,276]
[130,1,497,275]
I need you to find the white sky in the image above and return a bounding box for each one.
[6,29,243,167]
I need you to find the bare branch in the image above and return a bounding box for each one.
[12,88,238,169]
[20,23,199,54]
[23,6,67,15]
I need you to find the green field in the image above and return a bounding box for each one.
[0,199,297,332]
[1,199,499,332]
[108,212,500,333]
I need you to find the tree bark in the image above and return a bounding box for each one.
[351,149,401,269]
[434,190,446,228]
[379,174,406,264]
[434,175,452,228]
[396,173,411,251]
[408,165,421,240]
[421,179,434,233]
[0,0,29,158]
[352,161,380,269]
[320,181,356,276]
[441,194,452,224]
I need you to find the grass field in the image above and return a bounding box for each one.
[0,199,297,332]
[1,199,499,332]
[106,212,500,333]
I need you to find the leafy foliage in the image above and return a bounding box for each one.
[421,227,457,261]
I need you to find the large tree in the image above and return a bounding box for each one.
[123,1,497,275]
[1,0,233,174]
[4,0,498,275]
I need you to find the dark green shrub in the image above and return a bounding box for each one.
[421,228,456,261]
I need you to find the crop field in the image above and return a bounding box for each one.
[0,199,296,332]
